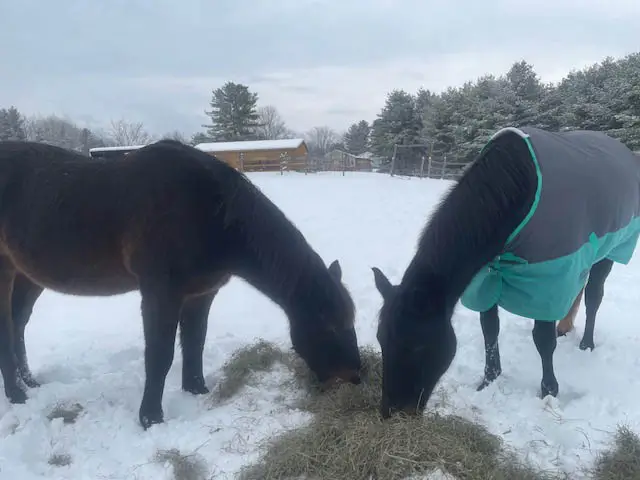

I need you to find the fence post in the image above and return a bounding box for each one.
[239,152,245,172]
[427,155,432,178]
[390,144,398,177]
[442,154,447,179]
[419,155,425,178]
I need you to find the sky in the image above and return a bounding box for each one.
[1,0,639,138]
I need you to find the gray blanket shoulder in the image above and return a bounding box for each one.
[461,126,640,320]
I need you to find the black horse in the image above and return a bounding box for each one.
[372,126,640,419]
[0,139,362,429]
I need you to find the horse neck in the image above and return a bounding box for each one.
[232,243,336,320]
[399,142,538,313]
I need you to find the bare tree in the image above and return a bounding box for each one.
[304,125,339,157]
[109,119,154,146]
[160,130,189,143]
[254,105,290,140]
[24,114,112,153]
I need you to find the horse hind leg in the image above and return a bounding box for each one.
[580,258,614,351]
[179,291,217,395]
[0,260,25,403]
[556,287,584,337]
[11,274,44,388]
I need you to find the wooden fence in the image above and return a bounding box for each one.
[389,144,468,180]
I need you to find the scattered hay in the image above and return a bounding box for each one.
[46,402,84,424]
[153,448,210,480]
[589,425,640,480]
[210,339,292,403]
[48,453,72,467]
[216,340,558,480]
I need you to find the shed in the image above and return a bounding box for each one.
[195,138,309,172]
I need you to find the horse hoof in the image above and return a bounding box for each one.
[8,388,28,404]
[139,409,164,430]
[579,340,594,351]
[476,378,491,391]
[183,382,210,395]
[540,382,558,399]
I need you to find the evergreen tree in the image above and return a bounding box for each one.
[0,106,26,141]
[370,89,422,161]
[203,82,261,141]
[344,120,370,155]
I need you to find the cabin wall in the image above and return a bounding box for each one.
[204,145,309,172]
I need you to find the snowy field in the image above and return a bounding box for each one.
[1,171,640,479]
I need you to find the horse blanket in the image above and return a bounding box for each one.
[461,126,640,321]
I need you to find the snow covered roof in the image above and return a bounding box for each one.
[89,145,147,153]
[195,138,305,153]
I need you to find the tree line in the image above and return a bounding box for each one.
[192,51,640,167]
[2,51,638,163]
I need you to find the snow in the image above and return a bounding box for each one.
[1,171,640,479]
[88,145,147,153]
[195,138,305,153]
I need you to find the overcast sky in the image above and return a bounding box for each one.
[1,0,638,137]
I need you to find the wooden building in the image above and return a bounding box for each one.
[324,149,373,172]
[195,138,309,172]
[88,145,146,160]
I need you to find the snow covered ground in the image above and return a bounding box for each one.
[1,171,639,479]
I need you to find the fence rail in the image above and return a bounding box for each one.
[389,143,468,180]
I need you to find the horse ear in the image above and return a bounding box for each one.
[372,267,393,299]
[328,259,342,281]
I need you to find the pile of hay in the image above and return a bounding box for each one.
[212,340,563,480]
[588,425,640,480]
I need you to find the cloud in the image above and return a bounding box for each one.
[0,0,638,136]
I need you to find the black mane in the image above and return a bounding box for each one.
[402,132,539,306]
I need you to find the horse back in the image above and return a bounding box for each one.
[0,140,231,296]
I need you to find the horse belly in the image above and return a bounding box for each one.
[1,234,138,297]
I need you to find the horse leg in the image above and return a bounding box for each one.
[556,287,584,337]
[0,261,23,403]
[532,319,558,398]
[477,304,502,390]
[180,292,216,395]
[580,258,614,351]
[138,280,183,430]
[11,274,44,388]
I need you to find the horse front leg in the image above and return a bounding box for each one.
[477,304,502,390]
[0,262,23,403]
[580,258,614,351]
[532,319,558,398]
[179,291,217,395]
[11,274,44,388]
[138,280,183,430]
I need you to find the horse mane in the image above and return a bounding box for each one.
[404,132,539,302]
[148,140,349,313]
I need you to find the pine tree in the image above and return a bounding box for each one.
[344,120,370,155]
[203,82,261,141]
[370,90,421,159]
[0,106,26,141]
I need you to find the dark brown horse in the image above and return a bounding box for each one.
[0,139,362,429]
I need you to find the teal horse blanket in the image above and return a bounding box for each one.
[461,126,640,321]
